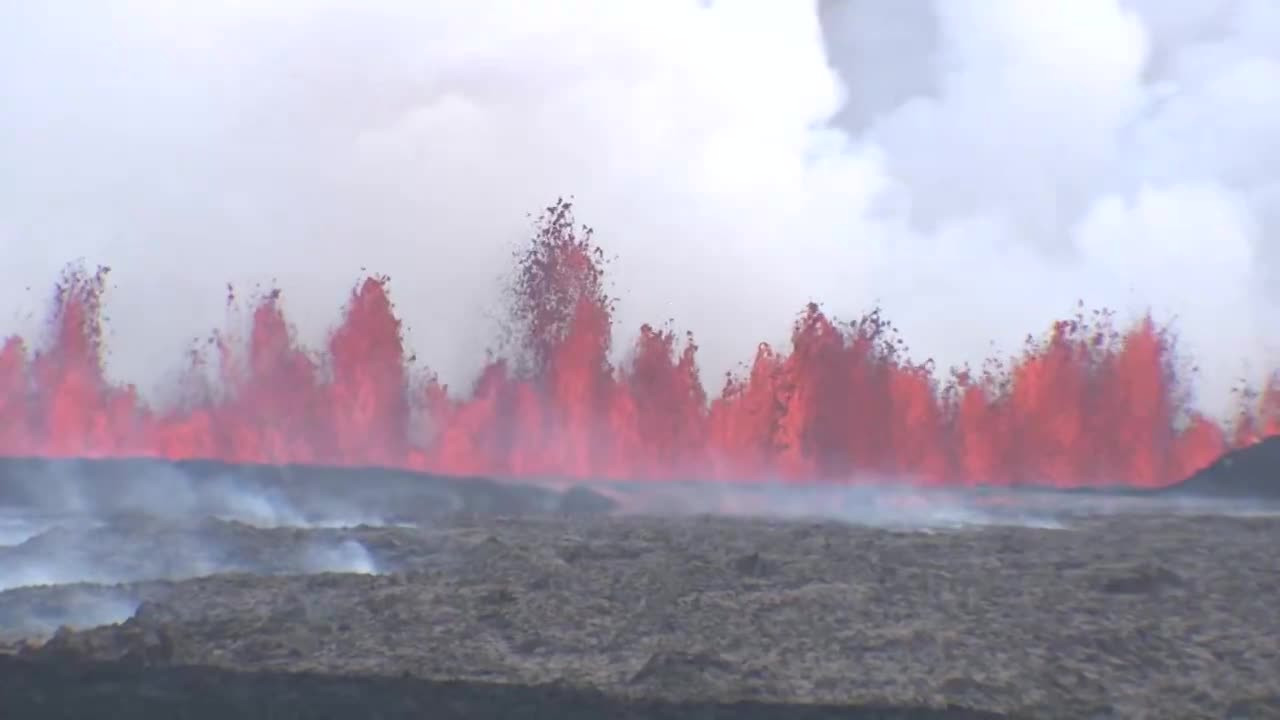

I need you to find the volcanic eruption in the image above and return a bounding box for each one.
[1,199,1276,489]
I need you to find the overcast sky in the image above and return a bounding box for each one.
[2,0,1278,416]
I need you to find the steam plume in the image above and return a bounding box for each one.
[1,1,1278,417]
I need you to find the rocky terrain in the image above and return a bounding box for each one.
[1169,436,1280,499]
[1,504,1279,719]
[3,448,1280,718]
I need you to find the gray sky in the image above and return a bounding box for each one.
[2,0,1278,416]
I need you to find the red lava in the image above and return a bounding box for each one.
[2,199,1278,489]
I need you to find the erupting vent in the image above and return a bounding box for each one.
[2,201,1277,488]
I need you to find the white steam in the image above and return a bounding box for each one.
[0,462,390,593]
[600,481,1280,529]
[302,539,380,575]
[4,460,396,528]
[0,521,382,592]
[2,1,1278,416]
[0,586,141,636]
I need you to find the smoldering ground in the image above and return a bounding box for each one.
[4,500,1279,719]
[2,451,1278,633]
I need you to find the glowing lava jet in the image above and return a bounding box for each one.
[2,200,1276,489]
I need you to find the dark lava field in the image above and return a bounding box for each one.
[1,446,1280,720]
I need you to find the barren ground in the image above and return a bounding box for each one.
[3,504,1279,719]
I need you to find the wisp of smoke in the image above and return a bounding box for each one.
[0,585,141,636]
[0,511,70,547]
[602,482,1068,530]
[602,480,1280,529]
[0,518,383,592]
[3,1,1279,418]
[6,460,396,529]
[303,539,381,575]
[0,462,389,592]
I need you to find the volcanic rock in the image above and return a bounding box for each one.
[0,455,617,518]
[1165,435,1280,499]
[2,512,1278,719]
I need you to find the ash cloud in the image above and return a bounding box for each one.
[1,1,1278,417]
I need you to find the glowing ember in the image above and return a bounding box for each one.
[1,200,1275,487]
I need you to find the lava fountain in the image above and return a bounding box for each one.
[2,200,1277,488]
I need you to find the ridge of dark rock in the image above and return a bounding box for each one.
[1161,435,1280,499]
[0,655,1014,720]
[0,455,617,517]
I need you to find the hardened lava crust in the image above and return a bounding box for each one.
[2,513,1279,718]
[0,447,1279,719]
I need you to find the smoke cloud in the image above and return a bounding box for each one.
[2,1,1278,415]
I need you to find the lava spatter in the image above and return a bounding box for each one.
[0,200,1262,487]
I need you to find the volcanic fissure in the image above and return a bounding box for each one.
[3,200,1276,488]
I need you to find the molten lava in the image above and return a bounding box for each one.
[2,199,1274,488]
